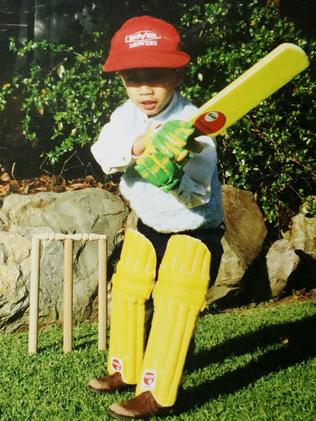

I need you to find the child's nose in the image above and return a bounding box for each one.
[139,84,154,94]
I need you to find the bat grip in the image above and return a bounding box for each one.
[187,130,204,153]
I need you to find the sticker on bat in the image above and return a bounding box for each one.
[194,111,226,134]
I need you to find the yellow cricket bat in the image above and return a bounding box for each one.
[190,43,309,136]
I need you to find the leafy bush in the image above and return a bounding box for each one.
[0,35,125,169]
[0,0,315,229]
[179,0,315,228]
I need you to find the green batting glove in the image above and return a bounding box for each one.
[135,149,184,192]
[151,120,195,162]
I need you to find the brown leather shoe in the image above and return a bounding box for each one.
[108,391,171,419]
[88,372,131,394]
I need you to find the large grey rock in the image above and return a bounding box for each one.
[0,188,129,332]
[283,213,316,259]
[264,203,316,296]
[207,185,267,305]
[266,239,300,297]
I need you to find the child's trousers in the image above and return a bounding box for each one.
[137,218,225,283]
[107,222,225,407]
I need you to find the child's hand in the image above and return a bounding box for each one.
[132,135,147,157]
[135,148,184,192]
[132,128,155,157]
[134,120,203,191]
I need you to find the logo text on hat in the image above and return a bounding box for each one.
[125,31,161,49]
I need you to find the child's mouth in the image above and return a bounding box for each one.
[141,101,157,110]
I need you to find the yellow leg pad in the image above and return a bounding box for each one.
[108,229,156,384]
[136,235,211,406]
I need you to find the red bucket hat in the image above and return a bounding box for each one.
[103,16,190,72]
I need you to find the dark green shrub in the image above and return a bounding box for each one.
[0,35,125,169]
[180,0,315,228]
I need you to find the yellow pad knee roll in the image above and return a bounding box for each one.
[136,235,211,406]
[108,229,156,384]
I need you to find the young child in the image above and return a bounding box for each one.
[89,15,225,419]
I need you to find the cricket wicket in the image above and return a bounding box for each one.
[28,233,108,354]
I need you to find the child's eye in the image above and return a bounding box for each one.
[124,76,160,84]
[121,70,174,85]
[121,74,143,84]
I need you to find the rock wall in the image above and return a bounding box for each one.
[0,188,129,332]
[1,186,314,332]
[207,185,267,305]
[266,203,316,297]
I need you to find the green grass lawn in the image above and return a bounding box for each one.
[0,297,315,420]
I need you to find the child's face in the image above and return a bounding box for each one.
[119,68,182,117]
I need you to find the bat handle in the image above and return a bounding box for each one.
[187,130,204,153]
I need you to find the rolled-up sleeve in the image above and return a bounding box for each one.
[91,110,135,174]
[172,136,217,208]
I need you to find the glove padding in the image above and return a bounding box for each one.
[135,120,197,191]
[135,149,185,192]
[150,120,195,162]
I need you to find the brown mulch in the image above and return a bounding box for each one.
[0,165,119,198]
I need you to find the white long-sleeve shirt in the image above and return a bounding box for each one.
[91,92,224,233]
